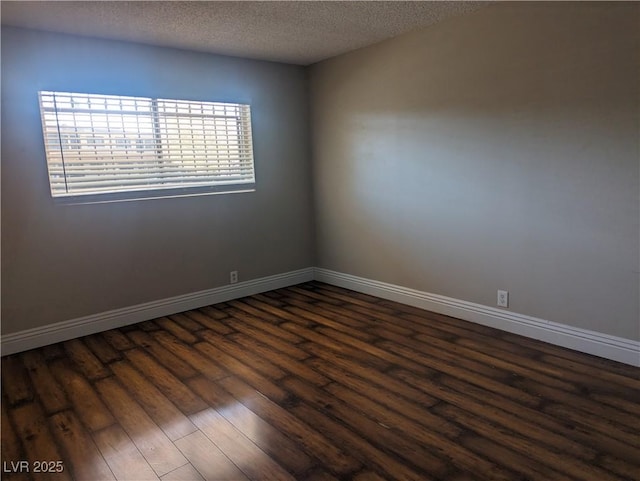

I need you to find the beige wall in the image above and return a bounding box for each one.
[1,27,314,334]
[310,2,639,340]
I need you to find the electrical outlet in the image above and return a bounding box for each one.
[497,290,509,308]
[230,271,238,284]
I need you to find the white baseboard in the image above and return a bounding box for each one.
[1,268,314,356]
[314,268,640,367]
[4,266,638,367]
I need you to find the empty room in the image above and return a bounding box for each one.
[1,1,639,480]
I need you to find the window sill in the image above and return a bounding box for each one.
[51,184,256,205]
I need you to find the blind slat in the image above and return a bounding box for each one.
[39,91,255,197]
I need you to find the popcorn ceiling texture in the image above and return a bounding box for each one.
[1,1,487,65]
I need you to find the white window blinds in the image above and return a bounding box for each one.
[38,91,255,199]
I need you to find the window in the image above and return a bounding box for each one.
[38,91,255,201]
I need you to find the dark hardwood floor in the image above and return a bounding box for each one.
[2,281,639,480]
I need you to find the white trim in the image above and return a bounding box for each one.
[314,268,640,367]
[3,266,638,367]
[1,268,314,356]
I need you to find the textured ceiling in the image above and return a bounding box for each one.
[1,1,487,65]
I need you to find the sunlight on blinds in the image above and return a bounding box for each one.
[39,91,255,199]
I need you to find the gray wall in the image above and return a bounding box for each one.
[1,27,314,334]
[3,2,639,343]
[310,2,639,340]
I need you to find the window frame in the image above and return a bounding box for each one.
[38,91,256,204]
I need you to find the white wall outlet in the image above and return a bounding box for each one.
[497,289,509,308]
[230,271,238,284]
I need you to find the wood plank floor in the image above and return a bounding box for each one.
[2,281,639,481]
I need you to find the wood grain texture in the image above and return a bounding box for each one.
[93,425,160,481]
[2,281,639,480]
[48,410,115,481]
[94,377,187,477]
